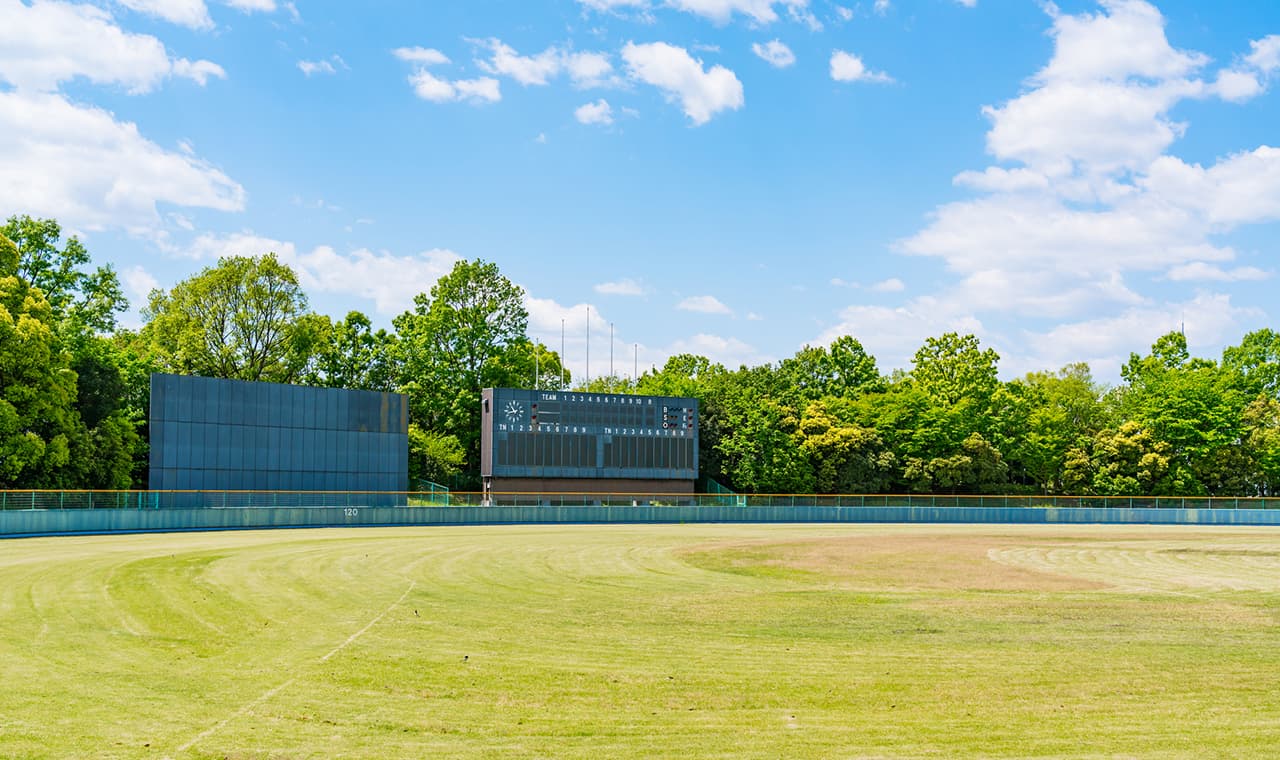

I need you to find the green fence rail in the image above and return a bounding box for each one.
[5,490,1280,511]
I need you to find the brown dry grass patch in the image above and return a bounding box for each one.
[680,534,1108,592]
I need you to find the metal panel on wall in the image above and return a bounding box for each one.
[149,373,409,494]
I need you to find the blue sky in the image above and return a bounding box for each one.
[3,0,1279,384]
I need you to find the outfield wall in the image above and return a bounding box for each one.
[6,504,1280,538]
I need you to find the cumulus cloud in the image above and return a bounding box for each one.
[0,91,245,230]
[298,55,346,77]
[874,0,1280,379]
[595,278,646,295]
[117,0,284,28]
[579,0,817,27]
[622,41,743,125]
[871,278,905,292]
[751,39,795,68]
[187,233,461,316]
[0,0,225,93]
[575,99,614,125]
[677,295,733,314]
[471,39,618,89]
[829,50,892,83]
[1165,263,1270,283]
[661,333,769,369]
[393,46,500,103]
[118,0,212,29]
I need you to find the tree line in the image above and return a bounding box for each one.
[4,214,1280,496]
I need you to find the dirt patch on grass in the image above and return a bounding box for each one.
[679,535,1108,592]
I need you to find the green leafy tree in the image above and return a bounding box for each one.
[0,219,140,488]
[1,215,125,337]
[1064,422,1175,496]
[910,332,1000,411]
[141,253,318,383]
[392,259,528,484]
[407,423,467,488]
[1119,332,1247,495]
[0,234,77,485]
[796,399,895,493]
[305,311,398,391]
[1242,398,1280,496]
[997,364,1105,493]
[713,394,812,494]
[775,336,883,406]
[1223,329,1280,400]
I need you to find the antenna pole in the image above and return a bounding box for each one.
[585,306,590,388]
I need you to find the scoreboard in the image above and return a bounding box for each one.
[481,388,699,481]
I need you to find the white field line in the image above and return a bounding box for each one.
[168,579,416,757]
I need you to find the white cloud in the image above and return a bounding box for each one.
[622,41,743,125]
[476,38,563,86]
[222,0,275,11]
[471,39,618,90]
[751,39,795,68]
[1246,35,1280,73]
[1021,293,1261,379]
[829,50,892,83]
[870,1,886,16]
[298,56,346,77]
[871,278,904,292]
[118,0,212,29]
[122,264,161,304]
[392,47,450,66]
[394,47,500,104]
[578,0,816,29]
[452,77,501,103]
[171,58,226,86]
[953,167,1051,193]
[595,278,645,295]
[575,98,614,125]
[955,0,976,6]
[565,51,617,87]
[0,0,225,93]
[187,233,461,316]
[0,91,245,231]
[677,294,733,314]
[817,302,985,375]
[878,0,1280,380]
[662,333,768,369]
[666,0,810,26]
[1166,262,1270,283]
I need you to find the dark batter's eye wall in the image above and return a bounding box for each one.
[149,373,409,495]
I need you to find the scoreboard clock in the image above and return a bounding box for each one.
[481,387,699,481]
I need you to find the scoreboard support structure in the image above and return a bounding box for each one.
[480,388,698,501]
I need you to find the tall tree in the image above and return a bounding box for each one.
[304,310,398,391]
[0,233,77,485]
[1,218,140,488]
[392,259,528,483]
[1,215,125,337]
[141,253,318,383]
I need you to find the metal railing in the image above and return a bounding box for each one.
[4,490,1280,511]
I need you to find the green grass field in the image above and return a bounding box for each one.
[3,524,1280,758]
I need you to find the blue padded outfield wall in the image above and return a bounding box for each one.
[5,503,1280,538]
[149,374,408,501]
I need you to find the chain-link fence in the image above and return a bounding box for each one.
[4,490,1280,511]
